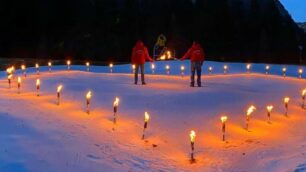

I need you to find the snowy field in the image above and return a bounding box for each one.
[0,60,306,172]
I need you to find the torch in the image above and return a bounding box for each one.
[151,64,155,74]
[86,91,92,114]
[48,61,52,72]
[36,79,40,96]
[266,105,273,123]
[282,67,287,77]
[21,65,27,77]
[165,65,170,75]
[246,105,256,131]
[109,63,113,73]
[246,64,251,73]
[132,64,136,74]
[180,65,185,77]
[208,66,213,75]
[142,112,150,140]
[298,69,303,79]
[284,97,290,116]
[35,63,40,75]
[17,76,21,94]
[57,85,63,105]
[189,130,196,162]
[220,116,228,141]
[67,60,71,71]
[113,97,120,125]
[224,65,228,74]
[302,89,306,108]
[265,65,270,75]
[7,74,12,89]
[86,62,90,72]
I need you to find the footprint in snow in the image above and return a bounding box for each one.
[87,154,101,161]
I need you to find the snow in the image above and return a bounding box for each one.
[0,60,305,172]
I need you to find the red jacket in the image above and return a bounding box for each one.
[181,43,205,62]
[131,41,153,64]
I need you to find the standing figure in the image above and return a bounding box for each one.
[131,41,154,85]
[180,41,205,87]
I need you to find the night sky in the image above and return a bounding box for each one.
[280,0,306,22]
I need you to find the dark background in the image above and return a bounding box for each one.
[0,0,305,64]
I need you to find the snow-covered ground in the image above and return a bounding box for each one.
[0,61,305,172]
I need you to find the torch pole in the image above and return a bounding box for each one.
[190,141,195,162]
[142,121,147,140]
[57,92,60,105]
[222,122,226,141]
[86,99,90,114]
[303,96,305,109]
[267,111,271,123]
[246,116,249,131]
[285,103,288,117]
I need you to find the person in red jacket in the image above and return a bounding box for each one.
[180,41,205,87]
[131,40,154,85]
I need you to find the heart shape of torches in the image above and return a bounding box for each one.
[246,105,256,131]
[57,85,63,105]
[142,112,150,140]
[284,97,290,116]
[189,130,196,163]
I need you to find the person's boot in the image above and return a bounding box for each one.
[134,82,137,85]
[142,82,146,85]
[190,82,195,87]
[197,82,201,87]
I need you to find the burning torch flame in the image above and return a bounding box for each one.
[17,76,21,84]
[132,64,136,70]
[267,105,273,112]
[246,64,251,70]
[209,66,213,71]
[160,55,166,60]
[8,74,12,80]
[151,64,155,70]
[181,66,185,71]
[57,85,63,93]
[166,65,170,70]
[247,105,256,116]
[67,60,71,65]
[282,67,287,72]
[86,91,92,100]
[86,62,90,66]
[109,63,113,68]
[299,69,303,74]
[190,130,196,143]
[166,51,171,59]
[36,79,40,87]
[221,116,228,123]
[21,65,26,70]
[303,89,306,97]
[48,62,52,67]
[224,65,228,70]
[266,65,270,70]
[144,112,150,122]
[35,63,39,69]
[284,97,290,104]
[113,97,120,107]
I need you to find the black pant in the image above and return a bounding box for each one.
[134,64,145,83]
[191,62,202,84]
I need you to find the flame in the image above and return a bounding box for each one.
[7,74,12,79]
[220,116,228,123]
[48,62,52,66]
[132,64,136,69]
[267,105,273,112]
[86,91,92,100]
[224,65,228,70]
[67,60,71,65]
[113,97,120,107]
[299,69,303,74]
[160,55,166,60]
[190,130,196,143]
[181,66,185,71]
[246,64,251,70]
[21,65,26,70]
[6,67,14,74]
[303,89,306,97]
[57,85,63,93]
[109,63,113,68]
[35,63,39,68]
[86,62,90,66]
[266,65,270,70]
[284,97,290,104]
[144,112,150,122]
[151,64,155,69]
[166,51,172,59]
[247,105,256,116]
[166,65,170,70]
[209,66,213,71]
[17,77,21,84]
[36,79,40,86]
[282,67,287,72]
